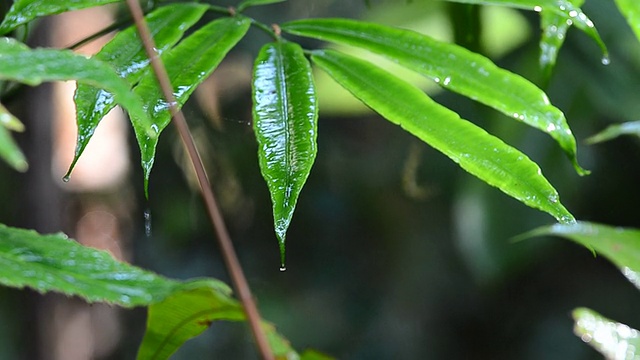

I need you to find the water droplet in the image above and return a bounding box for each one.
[601,56,610,65]
[279,266,287,272]
[533,5,542,12]
[144,208,152,237]
[443,76,451,86]
[150,124,159,134]
[62,175,70,183]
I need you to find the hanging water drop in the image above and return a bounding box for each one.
[279,266,287,272]
[601,56,610,65]
[144,208,152,237]
[62,175,70,183]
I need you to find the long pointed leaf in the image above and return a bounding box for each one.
[573,308,640,360]
[253,41,318,267]
[521,222,640,289]
[312,49,574,223]
[440,0,608,58]
[586,121,640,144]
[539,0,584,82]
[0,37,153,142]
[614,0,640,43]
[282,18,588,175]
[70,4,208,178]
[0,0,122,35]
[130,17,251,195]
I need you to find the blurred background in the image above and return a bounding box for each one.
[1,0,640,359]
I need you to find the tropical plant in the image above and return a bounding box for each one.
[1,0,639,358]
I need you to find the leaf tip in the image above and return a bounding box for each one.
[572,161,591,176]
[15,159,28,172]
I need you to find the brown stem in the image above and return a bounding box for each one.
[123,1,274,359]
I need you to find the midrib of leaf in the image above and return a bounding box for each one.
[149,308,240,359]
[275,42,293,212]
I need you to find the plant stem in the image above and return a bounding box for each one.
[123,1,274,359]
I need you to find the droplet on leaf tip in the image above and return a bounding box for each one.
[601,56,610,65]
[62,175,70,183]
[279,266,287,272]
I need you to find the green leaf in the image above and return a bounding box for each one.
[614,0,640,43]
[252,41,318,267]
[0,223,306,359]
[137,280,243,360]
[0,124,27,172]
[0,0,122,35]
[0,102,24,132]
[539,0,584,83]
[130,16,251,195]
[138,281,303,360]
[282,18,589,176]
[237,0,286,12]
[0,223,180,306]
[0,103,26,171]
[70,3,208,178]
[439,0,608,60]
[0,37,154,144]
[520,221,640,289]
[586,121,640,144]
[572,308,640,359]
[312,49,574,223]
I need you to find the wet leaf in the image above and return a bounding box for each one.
[312,49,574,223]
[282,18,588,175]
[0,223,309,359]
[439,0,607,59]
[520,221,640,289]
[539,0,584,83]
[0,37,153,142]
[587,121,640,144]
[0,223,180,306]
[237,0,286,12]
[131,17,251,195]
[137,280,242,360]
[573,308,640,360]
[614,0,640,43]
[138,281,304,360]
[253,41,318,267]
[70,3,208,178]
[0,0,122,35]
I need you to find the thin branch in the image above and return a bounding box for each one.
[123,1,274,359]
